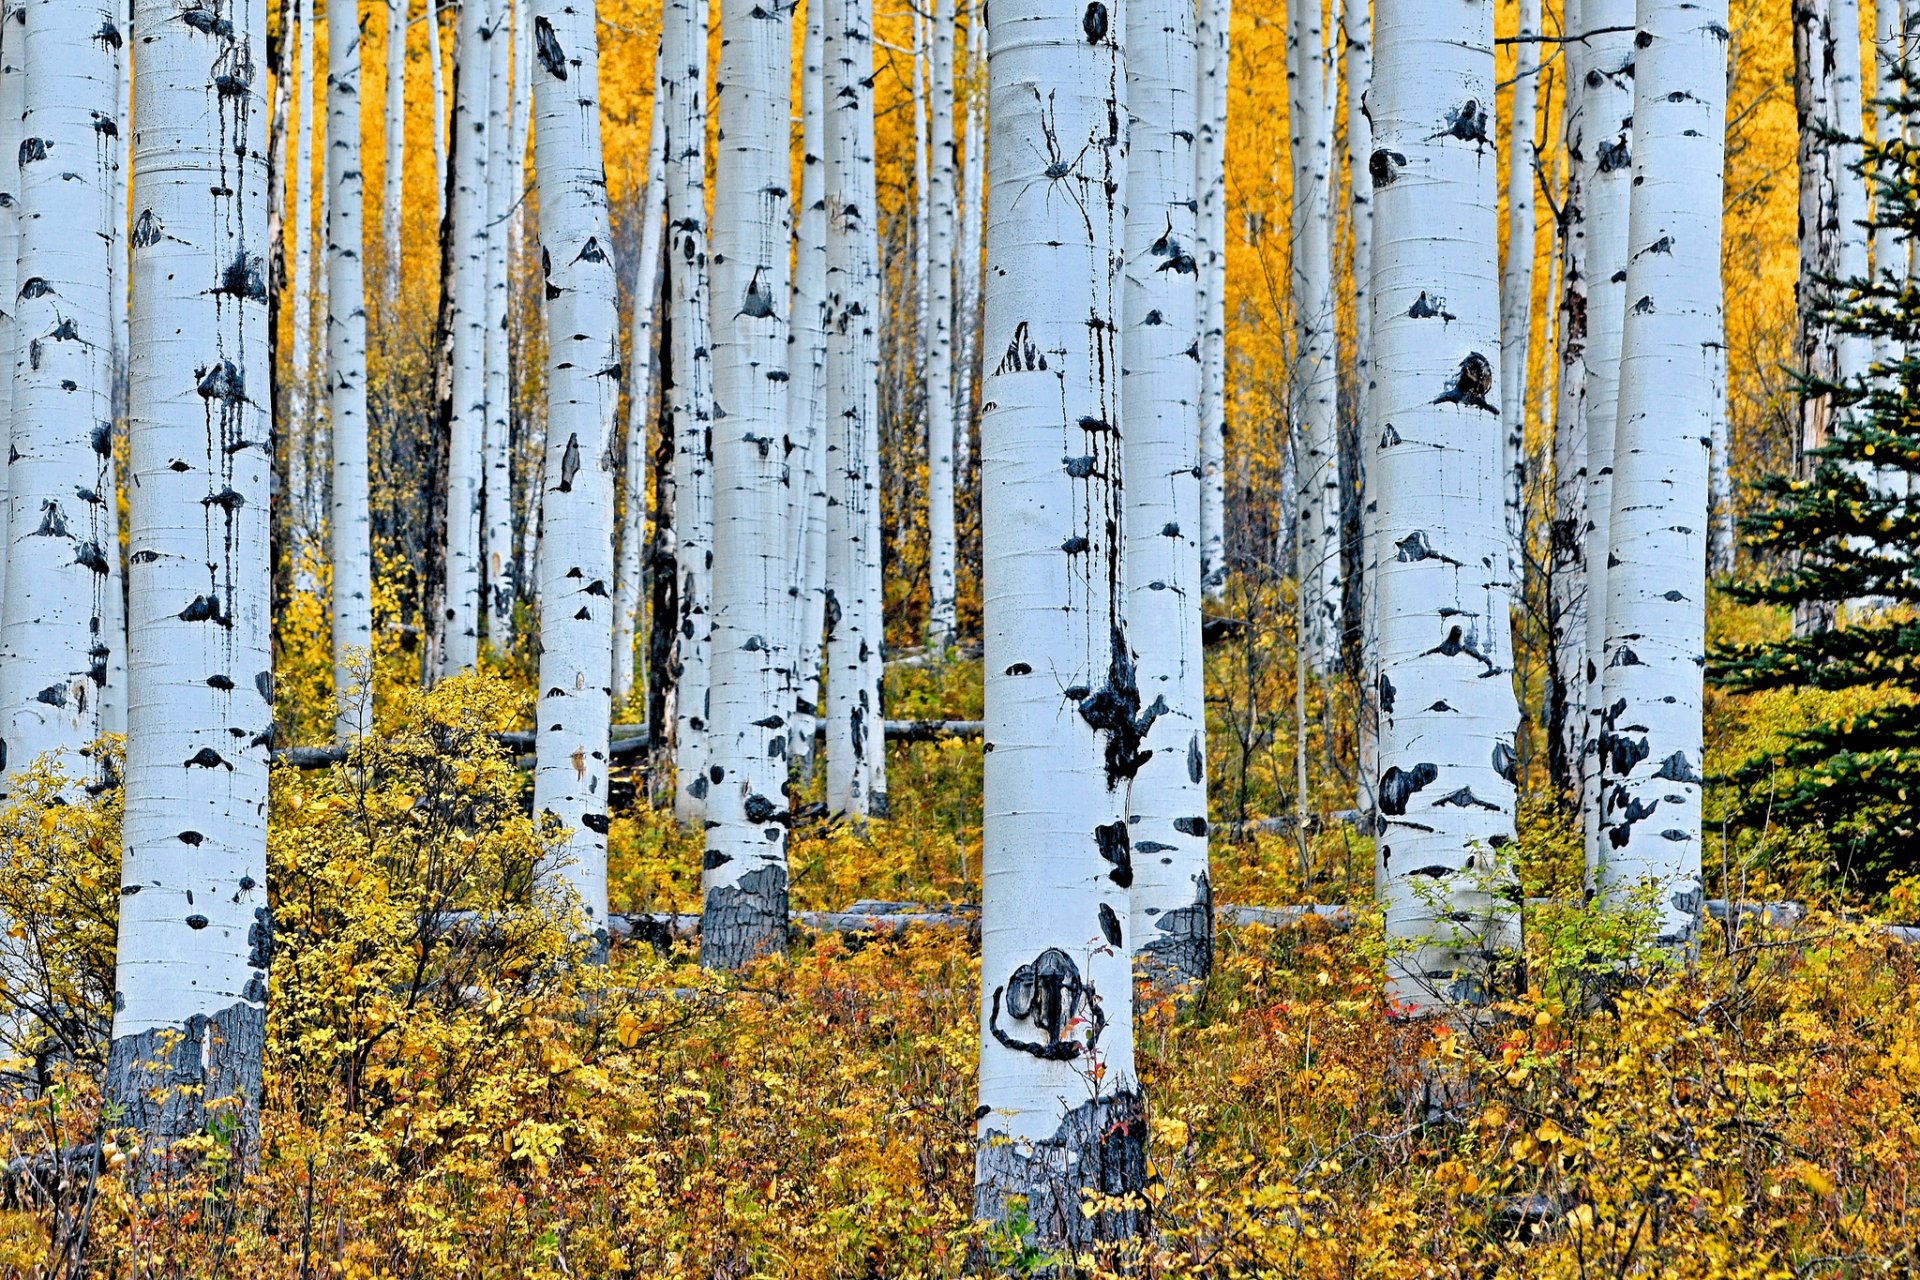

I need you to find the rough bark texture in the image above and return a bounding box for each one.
[1595,0,1727,951]
[822,0,888,817]
[111,0,274,1152]
[702,0,794,969]
[613,86,665,707]
[1547,0,1589,798]
[327,0,373,738]
[1124,0,1211,988]
[1195,0,1230,594]
[972,0,1144,1247]
[0,0,121,784]
[1368,0,1520,1013]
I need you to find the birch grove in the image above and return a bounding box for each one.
[327,0,373,736]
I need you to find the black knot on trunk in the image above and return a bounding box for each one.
[1082,1,1108,42]
[534,15,570,80]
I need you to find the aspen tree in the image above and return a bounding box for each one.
[822,0,888,816]
[953,1,985,471]
[662,0,714,821]
[924,0,958,649]
[481,2,514,648]
[0,1,24,635]
[440,0,493,675]
[1346,0,1377,818]
[1125,0,1210,987]
[1835,0,1870,398]
[1499,0,1541,567]
[1579,0,1635,867]
[789,0,831,767]
[1595,0,1727,948]
[529,0,616,953]
[0,0,121,783]
[429,0,445,221]
[109,0,274,1149]
[972,0,1145,1246]
[702,0,795,967]
[1709,281,1734,576]
[291,0,316,550]
[1549,0,1590,795]
[1796,4,1841,480]
[326,0,372,737]
[1195,0,1230,594]
[1368,0,1520,1012]
[384,0,406,301]
[613,86,665,708]
[1873,0,1910,378]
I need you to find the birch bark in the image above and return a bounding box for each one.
[1499,0,1541,569]
[1195,0,1230,594]
[481,3,514,648]
[1346,0,1376,816]
[383,0,406,301]
[789,0,830,766]
[953,3,984,472]
[439,0,492,675]
[924,0,957,648]
[1835,0,1869,398]
[1595,0,1726,950]
[291,0,316,549]
[822,0,888,816]
[529,0,616,953]
[702,0,794,968]
[613,85,665,707]
[1548,0,1590,796]
[326,0,372,737]
[1125,0,1210,987]
[1368,0,1519,1012]
[1873,0,1910,376]
[429,0,445,221]
[109,0,273,1150]
[972,0,1145,1244]
[0,0,121,783]
[662,0,713,821]
[0,2,24,647]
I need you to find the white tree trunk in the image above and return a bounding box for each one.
[972,0,1144,1245]
[1796,0,1840,482]
[1287,0,1339,673]
[429,0,445,221]
[1595,0,1727,950]
[822,0,887,817]
[109,0,273,1149]
[1368,0,1519,1013]
[912,7,930,359]
[327,0,373,738]
[1345,0,1376,816]
[0,0,121,782]
[384,0,407,302]
[1125,0,1210,987]
[1499,0,1540,569]
[439,0,492,675]
[1195,0,1230,594]
[924,0,957,648]
[1835,0,1869,397]
[952,2,985,472]
[529,0,616,954]
[701,0,794,968]
[613,84,665,708]
[1708,282,1735,575]
[1874,0,1907,373]
[1550,0,1590,794]
[291,0,317,551]
[662,0,713,822]
[1579,0,1636,871]
[788,0,830,767]
[481,2,514,648]
[0,2,25,676]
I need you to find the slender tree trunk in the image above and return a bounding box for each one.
[384,0,407,303]
[0,2,20,671]
[529,0,616,955]
[1873,0,1910,377]
[429,0,445,223]
[1835,0,1869,395]
[924,0,957,648]
[1796,3,1840,473]
[1368,0,1520,1013]
[439,0,492,675]
[701,0,795,968]
[0,0,121,783]
[972,0,1145,1246]
[1579,0,1635,871]
[662,0,714,822]
[1344,0,1375,817]
[480,3,514,649]
[327,0,373,738]
[952,1,984,473]
[613,85,665,708]
[109,0,273,1153]
[1125,0,1211,988]
[789,0,830,767]
[1708,282,1735,575]
[291,0,316,564]
[822,0,888,817]
[1195,0,1231,594]
[1500,0,1541,571]
[1595,0,1727,950]
[912,6,930,365]
[1547,0,1589,798]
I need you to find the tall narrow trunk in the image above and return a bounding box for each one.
[789,0,830,767]
[971,0,1145,1246]
[1834,0,1869,396]
[924,0,957,648]
[1368,0,1519,1013]
[1500,0,1541,570]
[1547,0,1589,798]
[291,0,316,558]
[702,0,794,969]
[1708,283,1735,575]
[530,0,617,955]
[952,1,984,473]
[1795,4,1840,475]
[439,0,492,675]
[384,0,407,303]
[1344,0,1375,816]
[110,0,273,1152]
[1125,0,1210,988]
[1595,0,1727,950]
[1873,0,1909,377]
[429,0,445,223]
[0,0,121,782]
[662,0,714,822]
[822,0,888,817]
[0,2,24,662]
[328,0,373,737]
[912,6,930,366]
[1579,0,1635,871]
[1195,0,1230,594]
[481,3,514,651]
[613,85,665,708]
